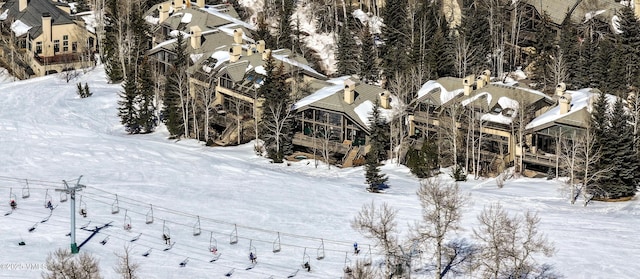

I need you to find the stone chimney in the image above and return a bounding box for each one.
[481,69,491,83]
[463,75,475,96]
[42,13,52,56]
[555,82,566,97]
[172,0,184,11]
[344,78,357,104]
[197,0,205,8]
[262,48,271,61]
[190,26,202,49]
[559,94,572,114]
[233,28,243,44]
[247,44,256,56]
[257,40,265,53]
[230,44,242,62]
[19,0,28,12]
[476,75,486,89]
[158,4,170,24]
[379,90,391,109]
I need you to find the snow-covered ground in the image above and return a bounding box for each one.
[0,67,639,278]
[0,67,17,84]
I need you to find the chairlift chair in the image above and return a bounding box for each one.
[301,248,310,270]
[193,216,201,236]
[343,252,353,274]
[79,196,87,217]
[249,239,257,262]
[43,189,52,209]
[22,180,30,199]
[59,191,68,203]
[162,220,171,244]
[9,188,17,209]
[145,204,153,224]
[123,210,132,231]
[272,232,281,253]
[111,194,120,214]
[229,224,238,245]
[316,239,325,260]
[209,232,218,254]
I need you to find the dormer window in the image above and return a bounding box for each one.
[491,105,502,114]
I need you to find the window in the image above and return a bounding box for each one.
[53,40,60,53]
[35,42,42,54]
[63,40,69,52]
[72,42,77,52]
[63,35,68,40]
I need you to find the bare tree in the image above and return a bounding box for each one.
[547,48,568,88]
[42,248,102,279]
[412,177,468,279]
[351,201,399,277]
[440,103,464,168]
[114,245,140,279]
[473,203,555,279]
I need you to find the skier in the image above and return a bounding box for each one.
[353,242,359,255]
[249,252,256,263]
[10,200,16,210]
[80,208,87,217]
[304,261,311,272]
[210,246,218,254]
[46,201,53,210]
[163,233,171,245]
[124,223,131,231]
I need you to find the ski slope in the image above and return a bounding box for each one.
[0,67,639,278]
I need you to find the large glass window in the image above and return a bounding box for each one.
[53,40,60,53]
[35,42,42,54]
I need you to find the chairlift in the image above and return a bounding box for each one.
[209,232,218,254]
[316,239,325,260]
[272,232,281,253]
[363,245,372,266]
[193,216,201,236]
[111,194,120,214]
[79,195,87,217]
[162,220,171,245]
[179,257,189,267]
[301,248,310,269]
[59,191,68,203]
[229,224,238,245]
[343,252,353,274]
[9,188,17,209]
[249,239,257,261]
[100,236,109,245]
[145,204,153,224]
[43,189,52,209]
[123,209,132,231]
[22,180,30,199]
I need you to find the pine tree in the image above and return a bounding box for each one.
[83,83,92,98]
[558,21,580,89]
[137,59,158,134]
[406,136,438,178]
[118,66,140,134]
[336,22,359,76]
[359,22,378,83]
[103,0,124,82]
[364,100,389,192]
[617,5,640,89]
[458,0,491,76]
[259,54,293,162]
[163,34,189,138]
[381,0,410,83]
[605,98,639,198]
[256,15,275,48]
[276,0,295,49]
[531,12,556,93]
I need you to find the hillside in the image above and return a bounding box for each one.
[0,67,639,278]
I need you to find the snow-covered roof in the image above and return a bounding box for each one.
[272,53,326,78]
[218,24,255,43]
[145,15,160,25]
[254,65,266,76]
[181,13,193,23]
[417,80,464,105]
[0,9,9,21]
[354,100,395,128]
[80,13,97,33]
[291,77,349,110]
[461,91,492,107]
[10,20,32,37]
[525,89,598,130]
[201,6,256,30]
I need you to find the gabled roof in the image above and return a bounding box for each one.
[522,0,625,26]
[1,0,75,38]
[526,88,605,132]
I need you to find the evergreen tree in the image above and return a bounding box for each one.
[259,54,293,162]
[617,5,640,89]
[558,21,580,89]
[276,0,295,49]
[606,41,628,95]
[163,34,189,138]
[364,100,389,192]
[83,83,92,98]
[605,98,639,198]
[137,59,158,133]
[381,0,410,83]
[406,136,438,178]
[530,12,556,93]
[359,22,378,84]
[118,66,140,134]
[256,15,275,48]
[336,22,359,76]
[458,0,491,76]
[103,0,124,82]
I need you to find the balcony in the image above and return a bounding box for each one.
[292,133,351,154]
[33,52,93,66]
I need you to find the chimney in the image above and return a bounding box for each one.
[42,13,52,56]
[190,26,202,49]
[172,0,184,11]
[19,0,28,12]
[197,0,205,8]
[257,40,265,53]
[555,82,566,97]
[233,28,243,44]
[379,90,391,109]
[476,75,486,89]
[482,70,491,83]
[230,44,242,62]
[463,75,475,96]
[344,78,357,104]
[559,94,572,114]
[247,44,256,56]
[262,48,271,61]
[158,4,170,23]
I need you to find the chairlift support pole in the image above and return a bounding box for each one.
[56,175,86,254]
